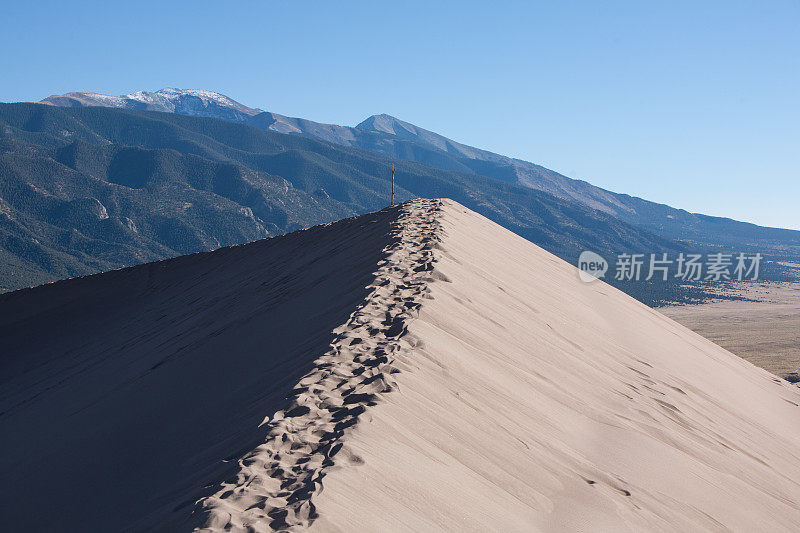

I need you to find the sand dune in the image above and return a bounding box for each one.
[195,200,442,530]
[1,199,799,531]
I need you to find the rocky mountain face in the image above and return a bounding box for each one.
[10,89,800,300]
[40,89,798,253]
[280,111,800,250]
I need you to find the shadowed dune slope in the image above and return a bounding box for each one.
[1,199,800,532]
[0,206,400,531]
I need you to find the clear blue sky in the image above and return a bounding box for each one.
[2,1,798,229]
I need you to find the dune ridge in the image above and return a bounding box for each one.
[194,199,443,530]
[307,200,800,532]
[2,198,799,532]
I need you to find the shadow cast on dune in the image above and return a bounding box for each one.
[0,207,398,531]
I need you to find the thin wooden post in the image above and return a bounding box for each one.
[390,164,395,206]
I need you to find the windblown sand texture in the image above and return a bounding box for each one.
[1,199,799,532]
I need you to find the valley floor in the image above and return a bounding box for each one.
[662,280,800,378]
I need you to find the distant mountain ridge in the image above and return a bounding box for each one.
[356,114,498,160]
[39,89,800,251]
[5,90,797,302]
[1,102,691,303]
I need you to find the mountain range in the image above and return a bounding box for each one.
[0,88,796,302]
[43,89,800,249]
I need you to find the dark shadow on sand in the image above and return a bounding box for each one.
[0,206,400,531]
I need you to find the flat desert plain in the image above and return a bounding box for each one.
[662,280,800,378]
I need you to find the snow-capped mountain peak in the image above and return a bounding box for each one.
[40,88,263,120]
